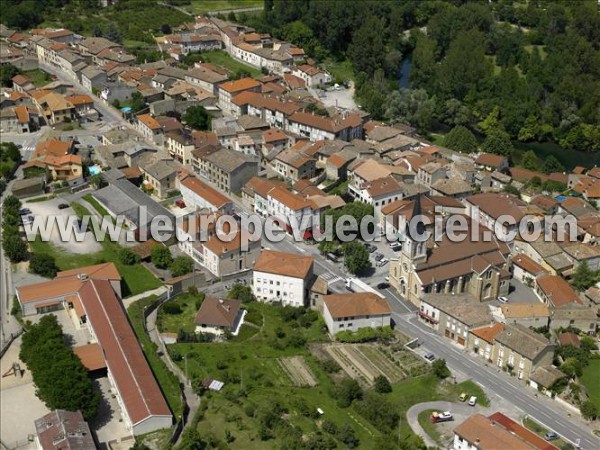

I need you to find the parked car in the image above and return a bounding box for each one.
[459,392,468,402]
[389,241,400,248]
[430,411,453,423]
[497,296,509,304]
[175,199,186,208]
[544,432,558,441]
[377,258,389,267]
[19,208,31,215]
[58,203,69,209]
[424,352,435,361]
[374,253,384,261]
[377,282,390,289]
[468,396,478,406]
[366,244,377,253]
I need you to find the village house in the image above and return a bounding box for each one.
[322,292,391,335]
[31,90,75,124]
[534,274,582,308]
[200,228,261,277]
[528,365,567,396]
[292,64,331,87]
[253,249,314,307]
[194,148,259,194]
[23,139,82,182]
[491,323,554,380]
[195,297,244,336]
[511,254,548,284]
[241,176,287,212]
[266,185,317,236]
[180,175,233,214]
[34,410,96,450]
[550,304,598,334]
[218,77,261,114]
[418,293,493,347]
[453,413,559,450]
[474,153,509,172]
[468,323,505,362]
[494,303,551,329]
[140,158,179,199]
[287,111,363,142]
[185,64,229,95]
[272,147,316,183]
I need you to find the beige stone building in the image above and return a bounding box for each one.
[389,196,511,305]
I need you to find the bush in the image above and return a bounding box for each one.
[432,359,451,379]
[335,326,394,343]
[163,303,182,315]
[170,255,194,277]
[151,246,172,269]
[334,378,363,408]
[118,248,140,265]
[580,400,598,420]
[28,253,58,278]
[320,358,341,373]
[227,283,255,303]
[373,375,392,393]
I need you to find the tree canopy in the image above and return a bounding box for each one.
[20,315,100,419]
[183,105,211,131]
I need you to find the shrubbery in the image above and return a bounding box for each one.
[335,326,394,343]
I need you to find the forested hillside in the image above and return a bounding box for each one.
[247,0,600,154]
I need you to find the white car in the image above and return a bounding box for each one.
[468,396,478,406]
[377,258,389,267]
[497,296,509,304]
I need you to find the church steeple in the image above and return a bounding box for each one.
[402,194,427,263]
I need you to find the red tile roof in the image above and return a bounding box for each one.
[79,279,172,426]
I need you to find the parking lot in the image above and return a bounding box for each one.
[22,196,102,254]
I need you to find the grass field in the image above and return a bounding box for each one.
[160,299,491,447]
[23,69,53,87]
[322,58,354,83]
[418,409,442,445]
[127,295,183,416]
[82,194,113,219]
[186,0,264,15]
[196,50,262,78]
[581,359,600,410]
[157,293,201,334]
[29,237,161,297]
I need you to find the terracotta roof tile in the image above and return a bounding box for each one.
[254,249,313,279]
[324,292,391,319]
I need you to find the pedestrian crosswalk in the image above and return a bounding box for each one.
[320,272,343,284]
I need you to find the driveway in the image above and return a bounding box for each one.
[407,401,489,448]
[23,196,102,254]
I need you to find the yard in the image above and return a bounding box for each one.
[581,359,600,410]
[417,409,442,445]
[157,299,490,448]
[23,69,53,87]
[127,295,183,417]
[29,237,161,297]
[191,50,262,78]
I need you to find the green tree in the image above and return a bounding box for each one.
[118,248,140,266]
[520,150,538,171]
[28,253,58,278]
[130,92,146,112]
[334,378,363,408]
[373,375,392,394]
[170,255,194,277]
[580,400,598,420]
[20,315,100,419]
[342,242,371,275]
[227,283,255,303]
[151,246,173,269]
[518,115,540,142]
[571,261,598,291]
[542,155,565,174]
[481,128,514,156]
[432,359,451,379]
[444,125,478,153]
[183,105,211,130]
[2,235,28,262]
[348,16,386,78]
[384,88,436,131]
[89,173,107,189]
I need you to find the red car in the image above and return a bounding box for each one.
[175,199,186,208]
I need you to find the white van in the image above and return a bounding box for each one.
[468,396,477,406]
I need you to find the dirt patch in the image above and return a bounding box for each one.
[320,343,428,386]
[278,356,317,387]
